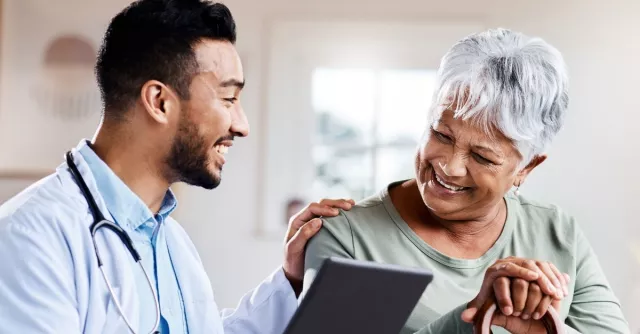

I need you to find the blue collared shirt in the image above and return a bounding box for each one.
[80,144,186,333]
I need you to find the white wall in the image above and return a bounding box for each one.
[1,0,638,329]
[0,0,101,170]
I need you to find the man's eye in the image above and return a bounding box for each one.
[223,97,237,104]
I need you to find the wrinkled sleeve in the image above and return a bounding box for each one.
[221,267,298,334]
[0,217,80,333]
[564,226,630,333]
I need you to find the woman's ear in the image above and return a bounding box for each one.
[515,154,547,185]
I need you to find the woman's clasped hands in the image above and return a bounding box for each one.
[462,257,570,334]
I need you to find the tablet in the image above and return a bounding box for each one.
[284,257,433,334]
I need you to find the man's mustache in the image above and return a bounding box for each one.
[214,135,235,145]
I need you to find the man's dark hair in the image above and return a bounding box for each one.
[95,0,236,120]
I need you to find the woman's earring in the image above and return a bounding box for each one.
[514,182,522,196]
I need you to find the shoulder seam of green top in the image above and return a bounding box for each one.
[340,209,357,258]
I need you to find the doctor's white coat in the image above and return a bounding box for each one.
[0,144,297,334]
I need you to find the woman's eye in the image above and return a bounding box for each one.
[223,97,237,104]
[432,129,452,143]
[472,152,494,165]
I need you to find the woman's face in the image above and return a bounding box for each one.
[415,110,542,221]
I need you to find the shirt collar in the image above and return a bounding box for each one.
[76,140,177,231]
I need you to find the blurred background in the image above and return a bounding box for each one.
[0,0,638,330]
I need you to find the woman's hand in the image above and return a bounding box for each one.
[489,285,563,334]
[493,258,569,319]
[491,259,570,334]
[462,257,570,333]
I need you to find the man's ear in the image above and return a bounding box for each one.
[514,154,547,186]
[140,80,179,125]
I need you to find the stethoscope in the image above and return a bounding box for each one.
[65,151,160,334]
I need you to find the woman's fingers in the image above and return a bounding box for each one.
[548,262,569,296]
[522,282,543,320]
[519,259,559,298]
[493,258,569,323]
[493,277,513,316]
[533,295,554,320]
[487,261,539,281]
[510,278,529,317]
[465,261,540,322]
[466,257,568,324]
[537,261,564,299]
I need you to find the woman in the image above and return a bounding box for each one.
[302,28,629,333]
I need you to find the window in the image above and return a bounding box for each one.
[311,68,437,200]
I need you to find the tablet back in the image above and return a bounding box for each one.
[284,257,433,334]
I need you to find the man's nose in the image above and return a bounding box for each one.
[231,104,249,137]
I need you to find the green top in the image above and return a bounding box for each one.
[302,182,629,334]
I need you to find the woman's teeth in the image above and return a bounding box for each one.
[215,145,228,155]
[435,173,466,191]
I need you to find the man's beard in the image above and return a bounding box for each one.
[166,116,221,190]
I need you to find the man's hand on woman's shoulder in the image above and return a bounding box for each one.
[282,198,355,295]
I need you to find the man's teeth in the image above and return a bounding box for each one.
[215,145,228,154]
[435,173,465,191]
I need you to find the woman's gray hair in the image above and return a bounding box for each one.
[429,28,569,165]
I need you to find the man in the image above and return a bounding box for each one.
[0,1,353,333]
